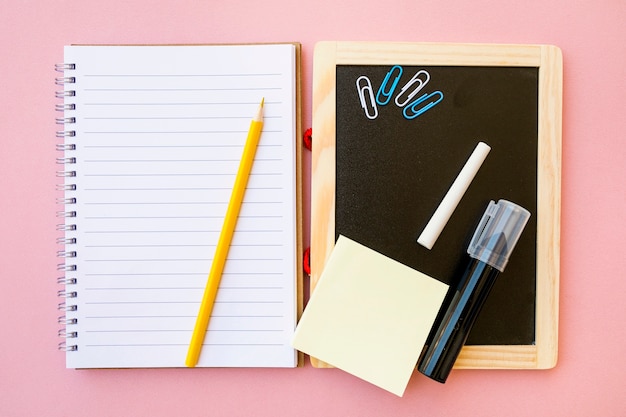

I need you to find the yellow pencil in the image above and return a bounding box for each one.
[185,98,265,367]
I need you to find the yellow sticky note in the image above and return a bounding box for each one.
[292,236,449,396]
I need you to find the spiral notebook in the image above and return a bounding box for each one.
[56,44,302,368]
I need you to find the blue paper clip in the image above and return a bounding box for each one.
[356,76,378,120]
[403,91,444,119]
[376,65,403,106]
[395,70,431,107]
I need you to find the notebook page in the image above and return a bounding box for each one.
[63,45,298,368]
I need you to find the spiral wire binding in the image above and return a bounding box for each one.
[56,62,78,352]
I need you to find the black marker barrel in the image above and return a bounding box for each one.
[418,200,530,383]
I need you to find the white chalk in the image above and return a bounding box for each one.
[417,142,491,250]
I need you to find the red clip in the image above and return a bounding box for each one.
[303,247,311,275]
[303,128,312,151]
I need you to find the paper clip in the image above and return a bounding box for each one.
[356,76,378,119]
[403,91,444,120]
[394,70,431,107]
[376,65,403,106]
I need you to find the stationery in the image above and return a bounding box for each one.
[312,41,561,370]
[186,99,265,368]
[291,236,449,396]
[418,200,531,382]
[417,141,491,250]
[55,44,302,368]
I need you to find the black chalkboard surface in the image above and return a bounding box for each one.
[311,42,561,370]
[336,65,538,345]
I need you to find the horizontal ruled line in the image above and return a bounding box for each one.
[83,173,281,177]
[84,272,282,277]
[85,301,199,304]
[204,314,283,318]
[85,329,283,333]
[82,130,283,135]
[83,130,251,134]
[87,315,197,319]
[83,202,282,205]
[84,73,282,77]
[84,243,282,247]
[86,329,190,333]
[85,301,284,305]
[83,226,282,231]
[84,258,283,262]
[85,159,240,163]
[83,102,280,106]
[211,329,283,332]
[83,230,219,233]
[83,130,250,134]
[84,115,283,120]
[85,287,283,290]
[83,144,283,149]
[82,158,282,163]
[85,259,210,262]
[86,315,282,319]
[83,188,229,192]
[85,343,284,347]
[84,87,281,91]
[85,273,203,277]
[82,190,281,194]
[85,215,282,220]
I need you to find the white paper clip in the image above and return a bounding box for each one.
[356,76,378,120]
[394,70,431,107]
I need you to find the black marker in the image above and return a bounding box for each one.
[417,199,531,383]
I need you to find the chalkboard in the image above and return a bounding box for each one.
[311,42,562,370]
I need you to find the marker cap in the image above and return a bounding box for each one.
[467,199,530,272]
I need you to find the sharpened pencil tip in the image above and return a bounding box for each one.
[254,98,265,121]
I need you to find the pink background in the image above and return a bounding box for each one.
[1,0,625,415]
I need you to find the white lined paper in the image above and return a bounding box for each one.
[63,45,298,368]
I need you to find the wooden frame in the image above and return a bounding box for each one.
[311,42,561,369]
